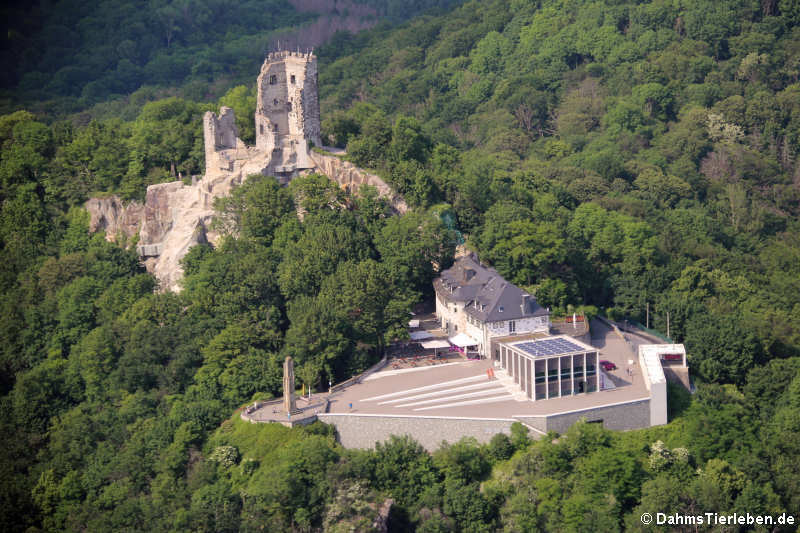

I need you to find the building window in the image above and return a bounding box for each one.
[269,74,277,85]
[509,320,516,333]
[290,74,296,84]
[273,99,278,106]
[273,124,279,132]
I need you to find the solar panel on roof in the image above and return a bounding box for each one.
[516,338,586,357]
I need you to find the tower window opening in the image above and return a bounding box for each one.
[290,74,296,84]
[269,74,277,85]
[259,125,264,134]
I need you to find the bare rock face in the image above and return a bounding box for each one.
[86,51,406,292]
[371,498,394,533]
[137,180,220,291]
[85,196,144,242]
[309,151,407,213]
[85,179,223,291]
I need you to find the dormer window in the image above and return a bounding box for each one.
[499,306,504,313]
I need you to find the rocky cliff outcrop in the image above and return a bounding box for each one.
[309,151,407,213]
[85,177,223,291]
[86,196,144,242]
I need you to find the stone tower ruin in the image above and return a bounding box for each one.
[255,51,322,171]
[203,50,321,184]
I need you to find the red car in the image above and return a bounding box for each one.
[599,360,617,371]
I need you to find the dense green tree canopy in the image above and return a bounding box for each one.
[2,0,800,530]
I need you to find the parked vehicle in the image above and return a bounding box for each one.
[599,360,617,371]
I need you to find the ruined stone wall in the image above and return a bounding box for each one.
[302,59,322,146]
[203,107,239,176]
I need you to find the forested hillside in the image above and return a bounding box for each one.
[0,0,462,116]
[2,0,800,531]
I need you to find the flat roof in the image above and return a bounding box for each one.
[638,346,671,384]
[638,344,686,356]
[506,335,596,358]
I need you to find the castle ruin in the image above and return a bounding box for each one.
[86,51,406,291]
[204,51,322,183]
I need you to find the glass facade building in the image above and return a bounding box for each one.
[495,336,599,401]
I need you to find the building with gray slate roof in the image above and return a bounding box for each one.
[434,253,550,357]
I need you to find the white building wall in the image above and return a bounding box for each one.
[486,316,549,338]
[436,294,551,357]
[638,346,668,426]
[436,295,466,336]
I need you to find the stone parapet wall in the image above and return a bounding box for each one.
[329,357,389,393]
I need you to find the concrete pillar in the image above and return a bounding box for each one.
[558,356,562,398]
[595,352,600,392]
[545,356,550,400]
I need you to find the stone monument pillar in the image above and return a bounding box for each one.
[283,356,298,414]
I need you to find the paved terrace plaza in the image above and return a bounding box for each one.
[326,319,649,422]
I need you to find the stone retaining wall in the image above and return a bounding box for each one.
[317,413,516,451]
[516,398,651,434]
